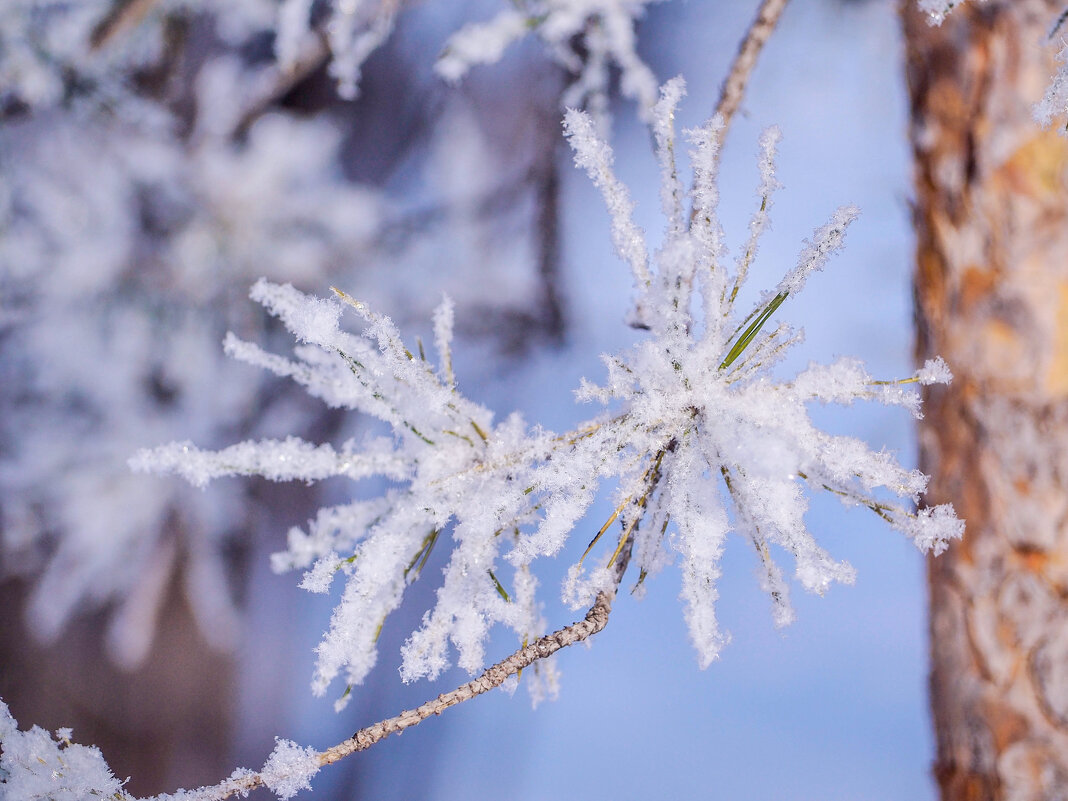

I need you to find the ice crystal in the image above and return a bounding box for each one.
[0,700,127,801]
[260,739,320,800]
[916,0,969,26]
[137,78,962,698]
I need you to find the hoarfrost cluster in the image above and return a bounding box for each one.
[258,739,321,801]
[136,78,962,701]
[0,698,320,801]
[0,700,126,801]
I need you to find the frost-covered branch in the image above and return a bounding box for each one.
[132,78,962,706]
[321,587,615,773]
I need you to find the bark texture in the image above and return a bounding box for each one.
[904,3,1068,799]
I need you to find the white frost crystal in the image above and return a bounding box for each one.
[917,356,953,386]
[260,739,320,800]
[0,701,126,800]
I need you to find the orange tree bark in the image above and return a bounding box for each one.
[903,2,1068,799]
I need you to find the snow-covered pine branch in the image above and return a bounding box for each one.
[561,78,962,661]
[135,78,962,710]
[9,68,955,796]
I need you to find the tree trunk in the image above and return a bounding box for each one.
[903,2,1068,799]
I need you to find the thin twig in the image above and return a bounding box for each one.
[89,0,159,50]
[230,36,331,140]
[323,592,614,764]
[713,0,792,140]
[198,589,620,801]
[685,0,791,260]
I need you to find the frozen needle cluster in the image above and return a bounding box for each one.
[135,78,962,701]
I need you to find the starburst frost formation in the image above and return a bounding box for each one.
[134,77,963,701]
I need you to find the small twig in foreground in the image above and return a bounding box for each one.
[202,590,618,801]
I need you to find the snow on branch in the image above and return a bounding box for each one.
[0,701,126,801]
[564,107,651,286]
[131,437,409,489]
